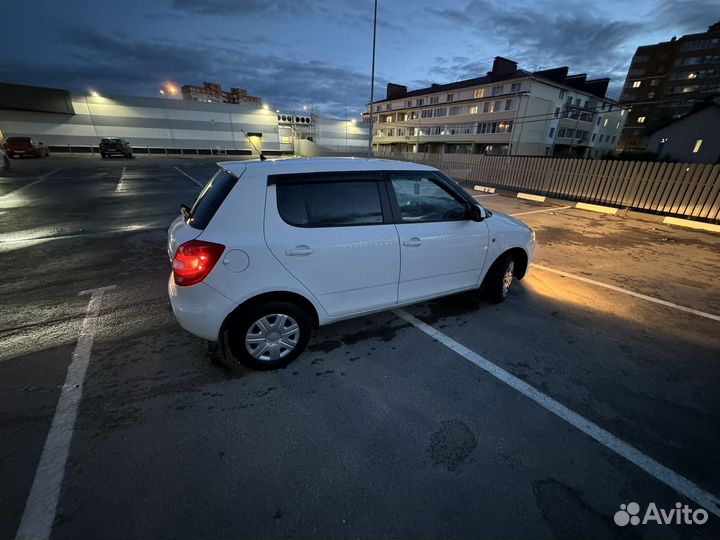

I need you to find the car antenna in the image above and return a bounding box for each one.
[240,129,267,161]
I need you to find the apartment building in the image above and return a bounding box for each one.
[364,57,627,157]
[619,20,720,151]
[181,81,262,105]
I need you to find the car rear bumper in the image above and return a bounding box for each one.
[168,274,237,341]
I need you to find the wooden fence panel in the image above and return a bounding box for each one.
[377,151,720,222]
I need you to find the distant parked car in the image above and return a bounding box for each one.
[99,138,133,158]
[2,137,49,158]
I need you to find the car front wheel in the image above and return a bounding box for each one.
[482,254,515,303]
[224,301,311,370]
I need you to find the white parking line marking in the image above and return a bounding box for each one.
[0,168,63,198]
[115,166,127,192]
[16,286,116,540]
[394,308,720,517]
[174,166,203,187]
[533,264,720,323]
[511,206,573,217]
[472,194,497,198]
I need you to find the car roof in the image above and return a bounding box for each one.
[217,157,438,177]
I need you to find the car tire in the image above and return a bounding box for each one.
[482,254,516,303]
[224,301,311,371]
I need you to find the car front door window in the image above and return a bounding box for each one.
[390,176,467,222]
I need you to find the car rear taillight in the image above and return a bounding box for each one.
[172,240,225,286]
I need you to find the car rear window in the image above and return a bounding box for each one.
[101,138,122,143]
[7,137,30,143]
[187,168,239,229]
[277,180,384,227]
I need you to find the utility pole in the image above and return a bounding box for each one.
[367,0,378,157]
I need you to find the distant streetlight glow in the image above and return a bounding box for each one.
[262,104,269,110]
[165,84,178,97]
[89,90,100,97]
[159,89,165,95]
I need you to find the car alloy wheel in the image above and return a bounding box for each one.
[502,260,515,298]
[244,313,300,362]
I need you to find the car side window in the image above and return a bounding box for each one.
[390,175,468,223]
[277,180,384,227]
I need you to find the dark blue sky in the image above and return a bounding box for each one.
[1,0,717,117]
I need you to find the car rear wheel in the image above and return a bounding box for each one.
[482,254,515,303]
[224,301,311,370]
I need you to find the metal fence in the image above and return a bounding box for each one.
[377,151,720,223]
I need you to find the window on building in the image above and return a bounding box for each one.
[447,93,454,102]
[549,127,555,138]
[584,100,589,108]
[375,105,380,111]
[575,98,581,106]
[474,88,485,99]
[483,102,490,113]
[433,108,447,117]
[493,100,501,112]
[650,79,659,86]
[599,134,603,142]
[592,133,596,141]
[612,136,616,143]
[469,105,479,114]
[648,91,655,99]
[693,139,703,153]
[491,85,504,96]
[405,100,412,108]
[559,89,565,99]
[566,95,572,104]
[603,118,609,127]
[637,116,646,124]
[504,99,513,111]
[449,106,461,115]
[510,83,521,93]
[409,111,418,119]
[554,107,560,118]
[616,121,621,129]
[430,96,439,104]
[632,81,642,88]
[416,98,424,106]
[386,104,392,110]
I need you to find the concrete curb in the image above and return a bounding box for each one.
[517,193,546,203]
[662,216,720,233]
[469,183,720,234]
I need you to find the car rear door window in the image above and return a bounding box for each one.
[187,168,239,229]
[390,175,468,222]
[277,181,384,227]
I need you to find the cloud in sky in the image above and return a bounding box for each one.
[1,0,717,116]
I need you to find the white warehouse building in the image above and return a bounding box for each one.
[0,83,368,157]
[365,57,628,158]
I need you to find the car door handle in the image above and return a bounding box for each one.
[285,245,315,256]
[403,237,422,247]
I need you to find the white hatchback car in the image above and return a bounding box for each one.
[168,158,535,369]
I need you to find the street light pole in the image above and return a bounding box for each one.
[367,0,378,157]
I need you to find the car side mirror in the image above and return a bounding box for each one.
[470,204,485,222]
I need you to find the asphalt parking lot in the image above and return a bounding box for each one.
[1,155,720,539]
